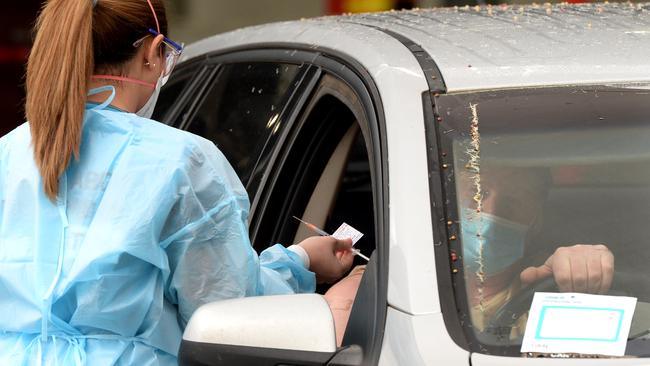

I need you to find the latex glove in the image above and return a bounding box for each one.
[520,244,614,294]
[298,236,355,284]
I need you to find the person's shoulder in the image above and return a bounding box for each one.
[185,133,236,172]
[94,110,198,156]
[127,115,228,166]
[1,122,30,143]
[0,123,32,181]
[0,122,31,153]
[128,113,194,144]
[127,115,238,180]
[180,131,247,197]
[136,117,212,159]
[93,111,245,194]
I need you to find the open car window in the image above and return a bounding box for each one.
[434,86,650,357]
[252,71,382,362]
[292,123,374,267]
[253,73,376,261]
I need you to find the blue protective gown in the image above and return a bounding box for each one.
[0,101,316,365]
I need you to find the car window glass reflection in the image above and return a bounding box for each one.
[187,63,301,193]
[152,67,195,124]
[438,87,650,354]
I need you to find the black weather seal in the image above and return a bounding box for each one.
[355,23,472,351]
[421,91,470,350]
[345,23,446,93]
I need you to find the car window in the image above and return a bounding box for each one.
[152,64,197,124]
[322,129,375,261]
[251,75,376,259]
[434,86,650,356]
[290,122,374,261]
[185,62,303,194]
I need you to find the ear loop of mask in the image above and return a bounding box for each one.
[87,85,116,110]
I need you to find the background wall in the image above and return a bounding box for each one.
[0,1,40,136]
[167,0,325,43]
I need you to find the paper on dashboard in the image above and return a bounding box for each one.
[520,292,637,356]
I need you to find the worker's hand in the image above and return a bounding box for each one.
[520,244,614,294]
[298,236,355,284]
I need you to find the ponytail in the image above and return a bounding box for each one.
[26,0,94,201]
[25,0,168,201]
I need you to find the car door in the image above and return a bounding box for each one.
[171,48,389,366]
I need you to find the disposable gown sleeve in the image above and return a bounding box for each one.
[161,136,316,327]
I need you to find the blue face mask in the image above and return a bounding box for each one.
[461,208,528,276]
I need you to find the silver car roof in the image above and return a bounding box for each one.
[182,2,650,92]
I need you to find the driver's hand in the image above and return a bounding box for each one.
[519,244,614,294]
[298,236,354,284]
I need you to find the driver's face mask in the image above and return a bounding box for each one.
[461,208,528,276]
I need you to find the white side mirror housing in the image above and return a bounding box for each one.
[182,294,337,353]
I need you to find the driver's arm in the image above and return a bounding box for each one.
[519,244,614,294]
[324,265,366,346]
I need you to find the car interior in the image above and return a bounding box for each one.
[252,73,377,271]
[470,126,650,301]
[247,72,382,362]
[292,123,375,268]
[453,122,650,354]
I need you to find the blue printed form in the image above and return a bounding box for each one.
[521,292,637,356]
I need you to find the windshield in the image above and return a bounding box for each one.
[432,86,650,357]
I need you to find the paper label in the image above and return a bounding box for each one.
[521,292,637,356]
[332,223,364,245]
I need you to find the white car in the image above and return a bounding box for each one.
[152,3,650,365]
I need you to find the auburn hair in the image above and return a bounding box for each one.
[25,0,168,200]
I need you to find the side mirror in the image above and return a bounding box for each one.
[179,294,338,366]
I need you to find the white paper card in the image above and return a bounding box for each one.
[332,223,364,245]
[521,292,637,356]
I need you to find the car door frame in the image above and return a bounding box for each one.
[173,45,390,365]
[155,58,214,127]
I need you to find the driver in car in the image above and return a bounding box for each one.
[459,165,615,336]
[322,165,616,344]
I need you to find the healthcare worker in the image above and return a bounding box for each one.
[0,0,354,364]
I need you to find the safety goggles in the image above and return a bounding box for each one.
[133,28,184,78]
